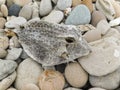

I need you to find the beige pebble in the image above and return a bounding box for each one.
[65,62,88,88]
[0,35,9,49]
[7,87,17,90]
[39,69,65,90]
[21,83,39,90]
[13,0,32,6]
[0,17,6,29]
[1,4,8,17]
[0,48,7,58]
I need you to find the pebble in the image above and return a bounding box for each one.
[0,35,9,49]
[43,10,64,23]
[72,0,81,7]
[15,58,43,90]
[0,72,16,90]
[21,83,39,90]
[8,4,21,16]
[57,0,72,10]
[89,67,120,90]
[39,0,52,16]
[81,0,93,13]
[0,0,6,5]
[5,17,27,28]
[19,4,32,20]
[89,87,106,90]
[109,17,120,27]
[32,2,39,19]
[0,60,17,80]
[97,20,110,35]
[5,48,22,60]
[9,36,21,48]
[64,87,82,90]
[83,29,101,42]
[39,69,65,90]
[1,4,8,17]
[65,62,88,88]
[0,48,7,58]
[91,10,106,27]
[79,36,120,76]
[96,0,116,20]
[7,87,17,90]
[0,17,6,29]
[13,0,32,7]
[65,5,91,25]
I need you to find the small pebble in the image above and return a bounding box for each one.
[0,35,9,49]
[0,0,6,5]
[21,83,39,90]
[109,17,120,27]
[65,62,88,88]
[89,87,106,90]
[39,0,52,16]
[39,69,65,90]
[64,87,82,90]
[0,48,7,58]
[7,87,17,90]
[0,17,6,29]
[5,48,22,60]
[8,4,21,16]
[1,4,8,17]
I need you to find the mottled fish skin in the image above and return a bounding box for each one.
[15,20,91,66]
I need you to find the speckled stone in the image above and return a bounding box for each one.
[65,5,91,25]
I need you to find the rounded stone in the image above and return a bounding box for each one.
[91,10,106,27]
[39,0,52,16]
[0,60,17,80]
[89,87,106,90]
[0,48,7,58]
[57,0,72,10]
[19,4,32,20]
[65,5,91,25]
[7,87,17,90]
[65,62,88,88]
[5,17,27,28]
[1,4,8,17]
[79,36,120,76]
[14,58,43,90]
[109,17,120,27]
[0,17,6,29]
[8,4,21,16]
[0,0,6,5]
[21,83,39,90]
[0,35,9,49]
[43,10,64,23]
[64,87,82,90]
[13,0,32,7]
[0,72,16,90]
[39,69,65,90]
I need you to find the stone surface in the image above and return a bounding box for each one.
[81,0,93,13]
[5,17,27,28]
[89,87,106,90]
[6,0,14,7]
[0,72,16,90]
[52,0,58,4]
[15,20,91,66]
[97,20,110,35]
[65,5,91,25]
[83,29,101,42]
[91,10,106,27]
[39,69,65,90]
[1,4,8,17]
[5,48,22,60]
[109,17,120,27]
[19,4,32,20]
[0,48,7,58]
[43,10,64,23]
[31,2,39,18]
[64,87,82,90]
[65,62,88,88]
[96,0,116,20]
[72,0,81,7]
[57,0,72,10]
[0,60,17,80]
[21,83,39,90]
[0,17,6,29]
[13,0,32,6]
[9,36,21,48]
[8,4,21,16]
[15,58,43,90]
[0,35,9,49]
[39,0,52,16]
[7,88,17,90]
[89,67,120,90]
[0,0,6,5]
[79,36,120,76]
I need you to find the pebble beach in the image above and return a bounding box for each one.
[1,0,120,90]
